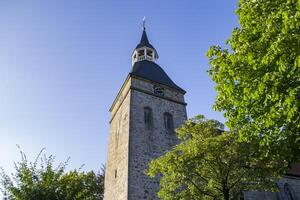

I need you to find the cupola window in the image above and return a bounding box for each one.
[146,49,153,60]
[138,50,144,57]
[137,49,145,61]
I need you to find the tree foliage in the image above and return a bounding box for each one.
[207,0,300,163]
[148,116,282,200]
[0,149,104,200]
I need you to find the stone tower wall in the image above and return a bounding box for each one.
[128,77,187,200]
[104,78,131,200]
[104,76,187,200]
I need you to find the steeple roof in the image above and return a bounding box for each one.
[135,28,155,49]
[130,60,186,93]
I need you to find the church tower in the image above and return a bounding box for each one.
[104,22,187,200]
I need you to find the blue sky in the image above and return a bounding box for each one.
[0,0,238,181]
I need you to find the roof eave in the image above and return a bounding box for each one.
[129,73,186,94]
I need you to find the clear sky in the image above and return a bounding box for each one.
[0,0,238,182]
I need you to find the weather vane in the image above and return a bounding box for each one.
[142,16,146,30]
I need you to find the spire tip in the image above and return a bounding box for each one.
[142,16,146,30]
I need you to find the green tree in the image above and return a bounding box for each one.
[0,149,104,200]
[206,0,300,164]
[148,116,282,200]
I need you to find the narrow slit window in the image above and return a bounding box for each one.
[115,170,117,178]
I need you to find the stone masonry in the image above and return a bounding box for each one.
[103,75,187,200]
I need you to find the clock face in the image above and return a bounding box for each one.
[153,85,165,96]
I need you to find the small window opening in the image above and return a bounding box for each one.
[115,170,117,178]
[164,112,174,132]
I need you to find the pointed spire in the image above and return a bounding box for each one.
[136,17,154,49]
[139,29,151,48]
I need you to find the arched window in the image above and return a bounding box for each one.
[144,107,153,129]
[164,112,174,132]
[284,183,295,200]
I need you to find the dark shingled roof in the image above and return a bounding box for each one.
[130,60,185,93]
[135,29,155,49]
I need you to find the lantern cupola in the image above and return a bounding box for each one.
[132,19,158,66]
